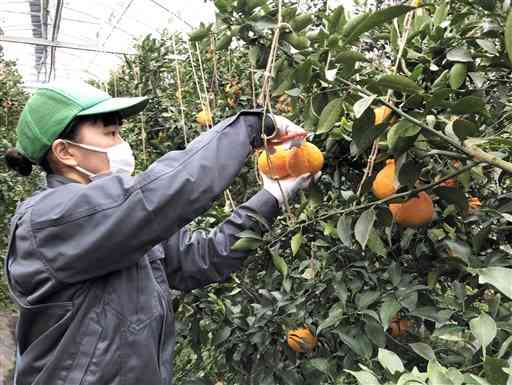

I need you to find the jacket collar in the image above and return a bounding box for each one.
[46,174,80,189]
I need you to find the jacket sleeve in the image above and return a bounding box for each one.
[161,189,280,292]
[27,111,276,283]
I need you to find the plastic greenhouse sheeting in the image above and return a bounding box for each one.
[0,0,215,89]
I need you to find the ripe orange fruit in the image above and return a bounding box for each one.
[287,142,324,177]
[374,106,393,125]
[468,196,481,210]
[388,315,411,337]
[258,142,324,179]
[439,177,457,188]
[287,326,317,353]
[257,146,290,179]
[389,191,434,227]
[196,110,213,126]
[372,159,399,199]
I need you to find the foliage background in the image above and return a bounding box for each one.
[2,0,512,384]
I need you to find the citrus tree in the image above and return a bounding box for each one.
[2,0,512,384]
[167,1,512,383]
[0,51,32,311]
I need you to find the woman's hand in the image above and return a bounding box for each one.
[268,115,309,144]
[262,171,321,207]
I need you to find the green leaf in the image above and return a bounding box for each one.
[318,303,345,334]
[469,313,497,359]
[351,108,384,155]
[380,299,401,329]
[472,267,512,300]
[336,50,369,62]
[409,342,436,361]
[434,186,468,212]
[356,290,380,309]
[216,33,233,50]
[376,74,422,94]
[446,48,472,62]
[328,5,346,34]
[282,32,310,50]
[345,369,381,385]
[450,96,486,114]
[433,2,449,27]
[449,63,467,90]
[353,95,376,119]
[453,119,479,140]
[355,208,376,250]
[337,215,353,247]
[213,326,231,345]
[317,98,343,133]
[365,319,386,347]
[367,230,388,257]
[387,119,421,156]
[188,24,211,42]
[305,358,331,375]
[505,11,512,66]
[291,232,303,256]
[397,159,421,189]
[484,357,509,385]
[498,335,512,359]
[397,372,428,385]
[271,252,288,277]
[378,348,405,375]
[428,360,453,385]
[231,237,261,251]
[476,39,498,55]
[293,59,313,83]
[343,5,415,45]
[290,14,314,33]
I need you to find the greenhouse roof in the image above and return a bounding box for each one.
[0,0,216,89]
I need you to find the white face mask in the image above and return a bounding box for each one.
[63,140,136,179]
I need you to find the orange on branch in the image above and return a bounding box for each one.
[196,110,213,126]
[287,142,324,177]
[439,177,457,188]
[389,191,434,227]
[468,196,481,210]
[257,146,291,179]
[374,106,393,125]
[372,159,399,199]
[287,327,317,353]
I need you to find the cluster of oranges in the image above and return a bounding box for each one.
[257,141,324,179]
[372,158,434,227]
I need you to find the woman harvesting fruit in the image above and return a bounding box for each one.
[4,82,320,385]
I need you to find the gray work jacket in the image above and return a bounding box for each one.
[4,111,281,385]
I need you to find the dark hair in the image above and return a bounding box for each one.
[5,117,83,177]
[5,112,122,177]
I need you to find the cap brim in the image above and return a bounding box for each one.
[77,96,149,119]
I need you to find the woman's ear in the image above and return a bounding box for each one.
[51,139,79,168]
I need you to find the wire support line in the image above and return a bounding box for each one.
[0,35,138,55]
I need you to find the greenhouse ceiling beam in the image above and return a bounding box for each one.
[0,35,137,55]
[47,0,64,81]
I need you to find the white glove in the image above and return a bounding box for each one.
[262,172,321,207]
[269,115,308,142]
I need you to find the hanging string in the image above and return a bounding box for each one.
[187,41,206,116]
[195,42,214,129]
[356,0,418,195]
[172,34,188,145]
[137,66,147,167]
[257,0,293,218]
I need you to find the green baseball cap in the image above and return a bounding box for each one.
[15,81,149,164]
